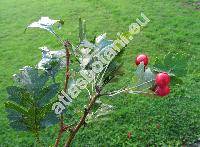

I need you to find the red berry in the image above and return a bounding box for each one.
[135,54,149,66]
[155,72,170,87]
[155,86,170,97]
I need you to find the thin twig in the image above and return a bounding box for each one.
[63,41,71,92]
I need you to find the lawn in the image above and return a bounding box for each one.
[0,0,200,146]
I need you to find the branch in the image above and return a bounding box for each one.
[64,92,100,147]
[54,40,71,147]
[63,41,71,92]
[102,79,154,97]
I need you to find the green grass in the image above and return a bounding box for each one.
[0,0,200,146]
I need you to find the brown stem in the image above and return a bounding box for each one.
[64,41,71,92]
[54,41,71,147]
[54,116,64,147]
[64,93,100,147]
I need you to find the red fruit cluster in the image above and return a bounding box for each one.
[154,72,170,97]
[135,54,170,97]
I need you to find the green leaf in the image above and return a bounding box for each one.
[6,109,23,121]
[95,33,113,50]
[6,67,60,133]
[38,83,60,106]
[37,47,66,78]
[144,68,155,87]
[6,109,28,131]
[153,52,189,77]
[100,40,125,86]
[6,86,34,107]
[102,62,123,85]
[13,66,49,94]
[135,62,155,89]
[10,120,28,131]
[26,17,63,34]
[5,101,28,116]
[135,62,145,83]
[40,113,59,128]
[79,18,86,42]
[144,68,155,81]
[40,101,56,116]
[153,57,167,72]
[164,52,189,77]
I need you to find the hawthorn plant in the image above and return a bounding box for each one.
[4,17,189,146]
